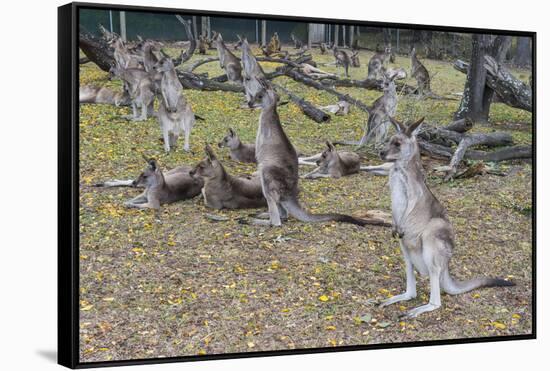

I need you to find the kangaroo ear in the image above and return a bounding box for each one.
[326,141,335,151]
[147,158,157,171]
[204,144,217,161]
[228,128,235,136]
[405,117,425,137]
[389,116,407,133]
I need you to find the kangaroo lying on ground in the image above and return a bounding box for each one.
[189,145,266,210]
[301,142,391,178]
[212,32,243,84]
[218,128,256,163]
[379,116,514,318]
[302,141,361,179]
[154,57,196,152]
[367,45,391,79]
[246,77,384,227]
[410,47,431,95]
[319,101,351,116]
[124,158,203,209]
[79,85,131,106]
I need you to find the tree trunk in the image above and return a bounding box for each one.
[453,57,532,112]
[514,37,531,67]
[480,36,512,119]
[454,34,492,121]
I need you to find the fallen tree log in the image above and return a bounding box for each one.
[79,27,114,72]
[79,57,91,64]
[284,69,372,114]
[483,55,532,112]
[273,84,331,123]
[453,57,532,112]
[176,71,244,92]
[466,145,532,162]
[444,132,514,180]
[443,118,473,133]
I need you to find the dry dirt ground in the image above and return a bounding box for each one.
[78,45,533,362]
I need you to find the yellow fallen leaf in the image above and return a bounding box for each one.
[198,349,206,355]
[247,341,255,348]
[492,321,506,330]
[81,304,94,311]
[326,325,336,330]
[102,297,114,302]
[512,313,521,319]
[318,295,329,302]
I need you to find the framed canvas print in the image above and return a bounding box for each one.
[58,2,536,368]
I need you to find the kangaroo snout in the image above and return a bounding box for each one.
[379,150,387,160]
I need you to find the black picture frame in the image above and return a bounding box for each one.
[58,2,536,368]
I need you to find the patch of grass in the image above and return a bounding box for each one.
[78,46,532,362]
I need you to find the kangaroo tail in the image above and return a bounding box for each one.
[441,268,515,295]
[281,199,390,227]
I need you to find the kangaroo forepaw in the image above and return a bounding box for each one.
[391,226,404,239]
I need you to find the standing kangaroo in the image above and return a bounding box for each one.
[302,141,361,179]
[247,78,381,227]
[367,45,391,79]
[319,43,328,54]
[290,33,303,49]
[218,128,256,163]
[410,47,431,95]
[332,45,351,78]
[154,57,196,152]
[124,158,203,210]
[360,69,398,145]
[110,66,155,121]
[379,116,514,318]
[189,145,266,210]
[350,50,361,67]
[213,32,243,84]
[241,38,266,107]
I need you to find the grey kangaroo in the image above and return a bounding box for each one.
[290,33,303,49]
[332,45,351,78]
[379,116,514,318]
[154,57,196,152]
[350,50,361,68]
[189,145,266,210]
[247,78,382,227]
[218,128,256,163]
[110,66,155,121]
[410,47,431,95]
[360,69,399,146]
[302,141,361,179]
[213,32,243,84]
[241,38,266,107]
[367,45,391,79]
[124,158,203,210]
[79,85,131,106]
